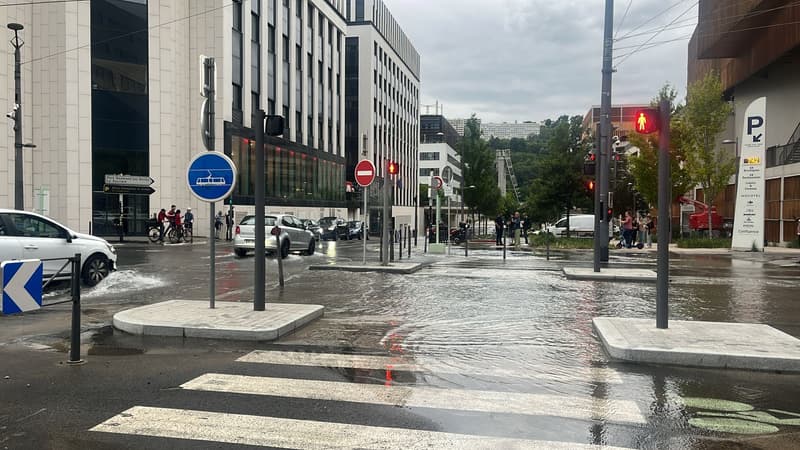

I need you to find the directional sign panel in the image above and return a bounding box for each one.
[187,152,237,203]
[1,260,43,315]
[103,185,156,195]
[104,174,154,187]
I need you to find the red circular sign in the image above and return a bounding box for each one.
[355,159,376,187]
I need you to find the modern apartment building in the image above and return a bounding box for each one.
[418,115,462,232]
[344,0,420,230]
[1,0,350,237]
[581,104,650,140]
[480,121,540,141]
[688,0,800,244]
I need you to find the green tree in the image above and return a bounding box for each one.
[627,84,693,209]
[682,72,735,238]
[459,116,502,218]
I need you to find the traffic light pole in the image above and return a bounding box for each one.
[656,99,670,329]
[598,0,614,263]
[381,162,390,267]
[254,109,266,311]
[593,123,602,272]
[10,24,24,210]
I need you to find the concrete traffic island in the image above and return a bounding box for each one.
[593,317,800,373]
[563,267,656,282]
[308,262,425,274]
[113,300,324,341]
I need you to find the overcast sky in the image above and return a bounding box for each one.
[384,0,698,123]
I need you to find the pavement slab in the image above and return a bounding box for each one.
[113,300,324,341]
[593,317,800,373]
[563,267,657,282]
[308,262,425,274]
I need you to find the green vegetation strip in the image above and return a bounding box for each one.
[676,238,732,249]
[528,235,595,249]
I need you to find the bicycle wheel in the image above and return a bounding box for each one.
[183,228,193,243]
[147,227,161,243]
[167,228,178,244]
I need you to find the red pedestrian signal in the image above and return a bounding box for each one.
[633,108,659,134]
[388,161,399,175]
[586,179,595,192]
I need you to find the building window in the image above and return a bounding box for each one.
[251,6,261,111]
[420,152,440,161]
[232,0,243,111]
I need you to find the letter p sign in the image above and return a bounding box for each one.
[747,116,764,142]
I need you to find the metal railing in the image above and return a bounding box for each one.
[766,142,800,168]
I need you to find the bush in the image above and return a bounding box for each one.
[676,238,731,249]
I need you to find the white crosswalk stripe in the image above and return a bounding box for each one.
[90,350,643,449]
[237,349,624,384]
[92,406,635,450]
[181,373,646,424]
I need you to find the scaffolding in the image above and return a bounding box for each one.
[496,149,520,202]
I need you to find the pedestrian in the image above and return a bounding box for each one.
[174,209,183,239]
[225,208,234,241]
[622,211,633,249]
[645,214,654,248]
[184,207,194,232]
[166,205,176,225]
[796,217,800,248]
[157,208,167,242]
[215,211,224,239]
[522,214,530,244]
[495,214,504,245]
[512,211,522,249]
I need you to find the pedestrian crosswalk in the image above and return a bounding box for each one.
[90,349,642,449]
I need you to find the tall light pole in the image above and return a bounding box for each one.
[9,23,24,210]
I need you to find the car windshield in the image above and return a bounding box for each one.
[319,218,335,227]
[240,216,277,226]
[348,221,360,228]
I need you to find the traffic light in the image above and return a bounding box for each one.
[388,161,399,176]
[607,208,613,222]
[583,152,596,176]
[633,108,659,134]
[586,179,595,192]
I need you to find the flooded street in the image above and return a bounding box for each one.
[3,240,800,448]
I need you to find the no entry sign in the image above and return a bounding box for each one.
[355,159,376,187]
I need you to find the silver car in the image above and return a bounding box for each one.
[0,209,117,286]
[233,214,316,258]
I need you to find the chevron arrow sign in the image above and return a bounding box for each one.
[1,260,43,315]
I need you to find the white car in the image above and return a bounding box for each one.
[233,214,316,258]
[0,209,117,286]
[546,214,616,239]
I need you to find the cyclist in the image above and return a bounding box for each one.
[184,207,194,232]
[174,209,184,241]
[157,208,167,242]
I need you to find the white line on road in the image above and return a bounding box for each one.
[91,406,635,449]
[181,373,646,424]
[237,350,624,384]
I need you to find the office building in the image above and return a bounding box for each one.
[345,0,420,230]
[480,121,540,141]
[1,0,349,236]
[688,0,800,244]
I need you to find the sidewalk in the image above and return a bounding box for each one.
[113,300,323,341]
[594,317,800,373]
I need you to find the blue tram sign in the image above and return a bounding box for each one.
[186,152,237,202]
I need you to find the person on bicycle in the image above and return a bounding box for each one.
[157,208,167,242]
[174,209,183,240]
[184,207,194,231]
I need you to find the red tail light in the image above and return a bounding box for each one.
[235,225,240,235]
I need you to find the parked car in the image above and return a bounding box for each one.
[545,214,616,239]
[300,219,322,240]
[233,214,316,258]
[346,220,365,240]
[0,209,117,286]
[318,217,348,241]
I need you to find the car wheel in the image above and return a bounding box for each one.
[234,248,248,258]
[82,254,111,287]
[281,239,290,259]
[305,239,316,256]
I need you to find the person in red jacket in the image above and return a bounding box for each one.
[157,208,167,242]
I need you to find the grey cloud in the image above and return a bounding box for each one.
[385,0,694,122]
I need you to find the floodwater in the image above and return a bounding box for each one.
[42,239,800,448]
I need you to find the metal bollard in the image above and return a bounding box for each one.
[503,227,507,260]
[276,235,285,287]
[407,226,411,258]
[68,253,83,365]
[390,229,395,261]
[398,228,403,260]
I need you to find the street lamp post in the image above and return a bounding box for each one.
[9,23,24,210]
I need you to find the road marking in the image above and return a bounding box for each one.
[91,406,635,449]
[237,350,624,384]
[181,373,646,424]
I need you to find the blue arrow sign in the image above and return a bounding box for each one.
[186,152,238,202]
[1,260,43,315]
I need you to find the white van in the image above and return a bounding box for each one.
[546,214,615,239]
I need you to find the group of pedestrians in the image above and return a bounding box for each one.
[495,211,531,249]
[155,205,193,243]
[214,208,235,240]
[619,211,654,249]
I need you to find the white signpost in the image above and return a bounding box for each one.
[355,159,376,265]
[732,97,766,251]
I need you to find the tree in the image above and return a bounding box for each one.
[682,72,735,238]
[627,84,693,210]
[459,116,502,218]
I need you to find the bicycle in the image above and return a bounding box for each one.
[167,224,192,244]
[147,219,163,243]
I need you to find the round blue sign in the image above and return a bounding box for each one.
[186,152,237,202]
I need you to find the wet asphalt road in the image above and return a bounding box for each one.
[1,237,800,449]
